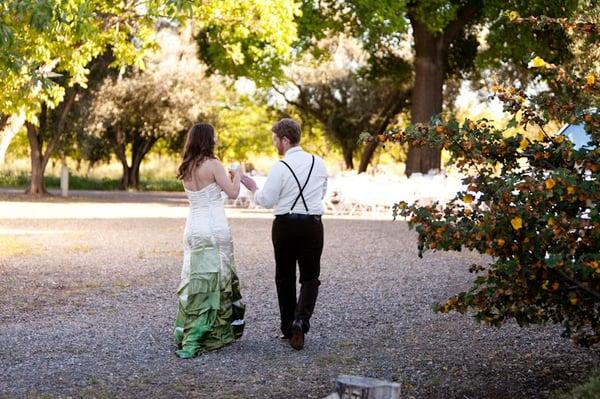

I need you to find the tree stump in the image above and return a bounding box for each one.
[334,375,401,399]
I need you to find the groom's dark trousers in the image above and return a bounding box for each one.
[272,214,324,336]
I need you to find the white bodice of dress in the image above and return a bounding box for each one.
[183,182,231,251]
[185,182,224,209]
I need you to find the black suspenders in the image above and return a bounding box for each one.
[280,155,315,213]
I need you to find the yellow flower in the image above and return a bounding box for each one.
[537,130,545,141]
[545,178,556,190]
[567,186,576,195]
[508,11,520,21]
[528,56,547,69]
[587,74,596,86]
[542,280,549,290]
[519,137,529,150]
[468,121,477,130]
[511,217,523,230]
[463,194,474,204]
[547,217,555,226]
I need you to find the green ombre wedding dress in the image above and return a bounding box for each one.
[174,182,245,359]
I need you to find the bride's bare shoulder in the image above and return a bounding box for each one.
[207,158,225,170]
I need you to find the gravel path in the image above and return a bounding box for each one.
[0,198,599,398]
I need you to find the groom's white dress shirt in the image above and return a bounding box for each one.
[254,146,328,215]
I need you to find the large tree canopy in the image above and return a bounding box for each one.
[194,0,585,174]
[273,36,411,170]
[0,0,300,193]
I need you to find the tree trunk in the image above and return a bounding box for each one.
[358,141,378,173]
[25,122,48,195]
[23,86,78,194]
[130,156,142,190]
[110,131,130,191]
[405,18,446,176]
[405,3,481,176]
[115,135,158,190]
[120,164,133,190]
[342,146,354,170]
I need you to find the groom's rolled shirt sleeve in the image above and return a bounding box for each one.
[254,164,283,209]
[321,176,328,200]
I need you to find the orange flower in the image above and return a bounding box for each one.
[586,74,596,86]
[511,217,523,230]
[545,178,556,190]
[519,138,529,150]
[569,296,578,305]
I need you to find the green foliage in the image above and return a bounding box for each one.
[0,0,186,119]
[5,128,29,159]
[0,171,183,191]
[86,28,214,188]
[553,369,600,399]
[209,95,278,162]
[478,2,579,84]
[194,0,300,85]
[370,18,600,346]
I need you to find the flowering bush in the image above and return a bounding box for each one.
[367,17,600,346]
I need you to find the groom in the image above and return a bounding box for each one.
[241,118,328,350]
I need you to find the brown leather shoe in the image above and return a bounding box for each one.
[290,320,304,350]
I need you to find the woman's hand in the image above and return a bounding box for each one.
[214,160,241,199]
[229,164,242,180]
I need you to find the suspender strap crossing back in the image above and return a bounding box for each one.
[280,155,315,213]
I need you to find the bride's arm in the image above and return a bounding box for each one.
[213,159,241,199]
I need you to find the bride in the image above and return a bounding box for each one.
[174,122,245,359]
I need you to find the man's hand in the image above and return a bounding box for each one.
[241,174,258,192]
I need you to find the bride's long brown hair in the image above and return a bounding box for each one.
[177,123,216,181]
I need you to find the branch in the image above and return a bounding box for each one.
[272,83,328,125]
[442,0,483,49]
[109,128,129,169]
[271,83,302,108]
[556,269,600,302]
[42,86,79,168]
[0,114,8,131]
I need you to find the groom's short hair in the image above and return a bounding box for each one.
[272,118,301,145]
